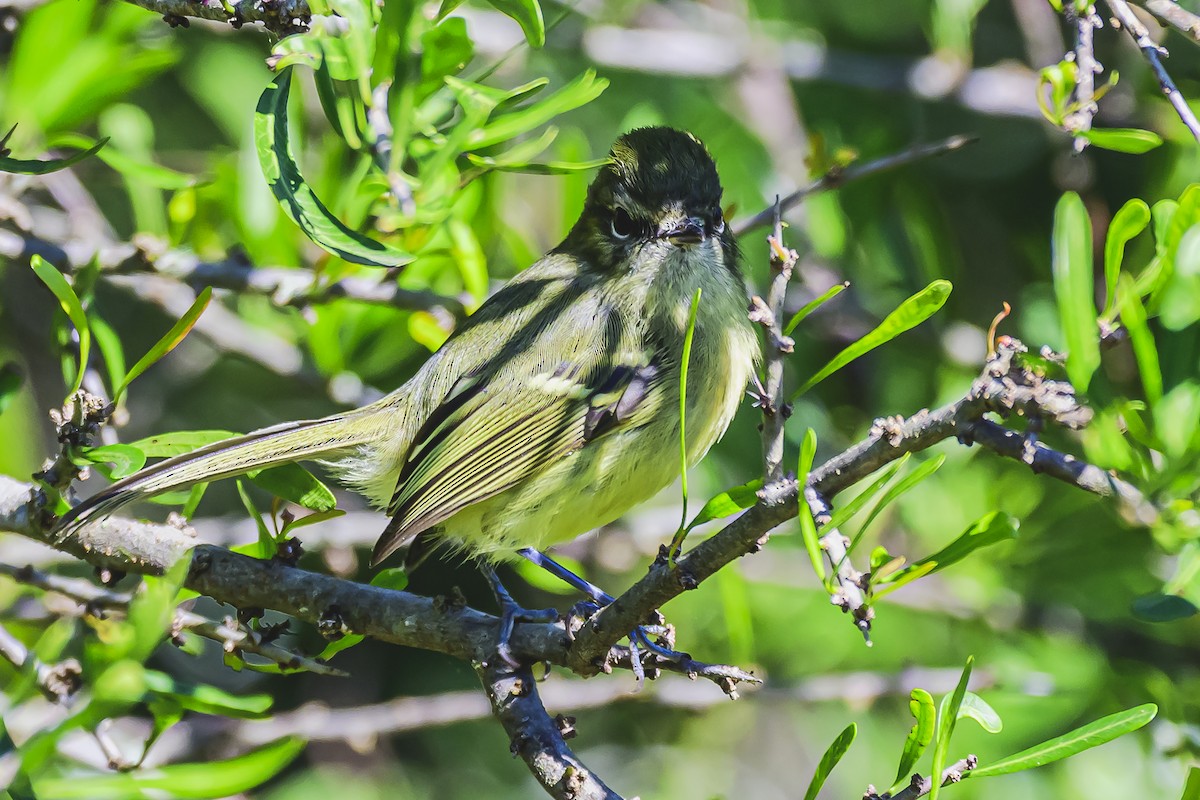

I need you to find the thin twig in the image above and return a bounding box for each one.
[869,756,979,799]
[116,0,309,34]
[0,620,81,703]
[733,135,976,236]
[1065,3,1103,150]
[1107,0,1200,141]
[1139,0,1200,44]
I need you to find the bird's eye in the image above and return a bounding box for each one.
[611,207,635,240]
[713,213,726,235]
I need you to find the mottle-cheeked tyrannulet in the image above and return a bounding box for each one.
[57,127,759,571]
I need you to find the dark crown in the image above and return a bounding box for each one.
[594,127,722,212]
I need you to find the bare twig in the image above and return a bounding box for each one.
[868,755,979,799]
[759,200,795,484]
[0,620,81,703]
[1139,0,1200,44]
[477,662,622,800]
[115,0,309,34]
[1064,3,1103,150]
[1107,0,1200,141]
[733,135,976,236]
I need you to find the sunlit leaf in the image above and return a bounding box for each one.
[1052,192,1101,392]
[1079,128,1163,154]
[878,512,1018,595]
[968,704,1156,778]
[30,255,90,396]
[1102,199,1150,318]
[255,68,411,267]
[796,428,826,584]
[930,656,974,800]
[76,443,146,479]
[792,280,951,399]
[0,136,107,175]
[116,287,212,399]
[33,737,305,799]
[959,691,1003,733]
[803,723,856,800]
[249,463,337,512]
[855,454,945,546]
[143,670,272,718]
[485,0,545,47]
[236,479,274,559]
[890,688,936,794]
[826,455,909,531]
[685,479,763,531]
[784,282,849,336]
[129,430,236,457]
[468,70,607,150]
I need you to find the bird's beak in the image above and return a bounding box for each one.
[662,216,706,245]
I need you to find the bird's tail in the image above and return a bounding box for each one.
[54,408,385,537]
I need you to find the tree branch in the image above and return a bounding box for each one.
[564,338,1156,669]
[115,0,310,35]
[477,662,622,800]
[1139,0,1200,44]
[1106,0,1200,142]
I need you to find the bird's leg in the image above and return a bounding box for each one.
[516,548,684,666]
[479,562,558,667]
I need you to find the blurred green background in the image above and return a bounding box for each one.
[1,0,1199,797]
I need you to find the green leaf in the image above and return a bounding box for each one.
[1182,767,1200,800]
[0,362,23,415]
[792,280,951,399]
[116,286,212,399]
[784,282,849,336]
[282,507,346,534]
[1052,192,1100,392]
[32,737,304,799]
[930,656,973,800]
[76,443,147,479]
[1079,128,1164,154]
[959,690,1003,733]
[1102,199,1151,318]
[796,428,826,584]
[0,136,107,175]
[318,633,364,661]
[30,255,90,396]
[968,704,1157,778]
[685,479,764,531]
[468,70,607,150]
[255,68,411,267]
[855,454,945,545]
[1117,274,1162,405]
[129,430,237,457]
[890,688,936,793]
[48,133,198,189]
[465,153,611,174]
[142,670,273,718]
[236,479,274,559]
[803,723,856,800]
[878,512,1018,595]
[485,0,545,47]
[668,288,702,557]
[826,455,910,531]
[249,463,337,512]
[90,315,127,397]
[1131,593,1198,622]
[370,567,409,592]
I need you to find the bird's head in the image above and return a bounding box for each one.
[562,127,735,274]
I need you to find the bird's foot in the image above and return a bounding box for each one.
[482,563,558,667]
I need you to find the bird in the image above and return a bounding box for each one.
[55,126,758,656]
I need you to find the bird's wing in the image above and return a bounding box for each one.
[371,351,665,565]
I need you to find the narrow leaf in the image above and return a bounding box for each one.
[1182,767,1200,800]
[1103,199,1151,317]
[30,255,90,396]
[1079,127,1163,154]
[33,737,304,799]
[879,512,1018,595]
[930,656,974,800]
[249,463,337,512]
[685,479,764,531]
[796,428,826,584]
[116,286,212,398]
[49,133,198,189]
[969,704,1157,778]
[825,455,909,531]
[1117,274,1162,404]
[236,479,274,559]
[803,723,857,800]
[469,70,607,150]
[129,430,237,457]
[142,670,273,718]
[0,137,107,175]
[668,288,702,557]
[959,691,1003,733]
[485,0,545,47]
[1051,192,1100,392]
[255,68,411,267]
[890,688,936,793]
[855,454,945,545]
[792,280,951,399]
[785,282,849,335]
